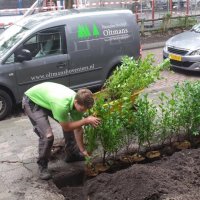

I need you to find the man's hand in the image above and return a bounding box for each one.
[81,150,90,157]
[85,116,101,127]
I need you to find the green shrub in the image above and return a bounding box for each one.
[104,55,170,100]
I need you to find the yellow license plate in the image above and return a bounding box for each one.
[169,54,182,61]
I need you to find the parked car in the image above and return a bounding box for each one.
[0,8,140,120]
[163,23,200,71]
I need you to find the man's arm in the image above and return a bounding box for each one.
[59,116,100,132]
[73,127,87,155]
[60,118,87,132]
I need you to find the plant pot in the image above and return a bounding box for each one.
[119,153,145,164]
[146,150,161,159]
[85,165,98,177]
[119,155,134,164]
[130,153,146,163]
[173,140,191,150]
[94,162,110,173]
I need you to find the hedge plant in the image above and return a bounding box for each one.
[104,55,170,100]
[85,56,200,163]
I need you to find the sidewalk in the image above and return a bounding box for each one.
[0,116,72,200]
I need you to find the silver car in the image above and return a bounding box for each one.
[163,24,200,71]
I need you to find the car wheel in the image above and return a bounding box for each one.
[0,89,12,120]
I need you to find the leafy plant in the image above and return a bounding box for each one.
[104,55,170,100]
[84,124,98,153]
[157,81,200,143]
[158,91,181,144]
[132,94,158,151]
[174,81,200,137]
[119,96,138,151]
[85,156,92,167]
[85,96,124,164]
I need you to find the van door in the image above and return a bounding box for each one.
[66,20,104,90]
[4,26,69,99]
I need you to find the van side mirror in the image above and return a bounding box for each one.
[15,49,32,62]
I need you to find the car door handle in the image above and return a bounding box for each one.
[57,63,66,68]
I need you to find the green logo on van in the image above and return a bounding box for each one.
[77,24,100,39]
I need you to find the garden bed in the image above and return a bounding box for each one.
[52,57,200,199]
[52,142,200,200]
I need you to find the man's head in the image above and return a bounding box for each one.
[74,88,94,113]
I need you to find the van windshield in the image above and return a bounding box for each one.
[0,25,30,58]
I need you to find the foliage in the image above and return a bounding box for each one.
[158,91,182,144]
[85,53,200,164]
[171,16,197,29]
[119,96,137,151]
[86,96,124,163]
[104,55,170,100]
[132,94,158,150]
[157,81,200,143]
[84,124,98,153]
[162,13,171,32]
[173,81,200,136]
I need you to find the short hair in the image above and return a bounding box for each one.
[75,88,94,109]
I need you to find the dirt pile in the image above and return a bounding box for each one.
[61,148,200,200]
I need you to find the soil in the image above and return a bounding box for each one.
[140,28,188,45]
[61,147,200,200]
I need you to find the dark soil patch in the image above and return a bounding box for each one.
[60,148,200,200]
[140,28,188,45]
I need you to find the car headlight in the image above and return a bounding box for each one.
[163,45,168,52]
[190,49,200,55]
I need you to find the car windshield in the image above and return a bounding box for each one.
[0,25,30,58]
[191,24,200,33]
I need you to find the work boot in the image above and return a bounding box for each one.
[65,153,85,163]
[38,165,52,180]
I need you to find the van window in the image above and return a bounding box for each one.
[5,27,65,64]
[26,30,63,58]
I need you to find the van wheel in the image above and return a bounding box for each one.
[107,65,121,79]
[0,90,12,120]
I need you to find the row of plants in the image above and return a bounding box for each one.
[84,55,170,164]
[85,80,200,170]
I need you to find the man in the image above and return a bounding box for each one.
[22,82,100,180]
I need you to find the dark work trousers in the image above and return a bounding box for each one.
[22,95,79,167]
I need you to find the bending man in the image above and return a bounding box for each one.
[22,82,100,180]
